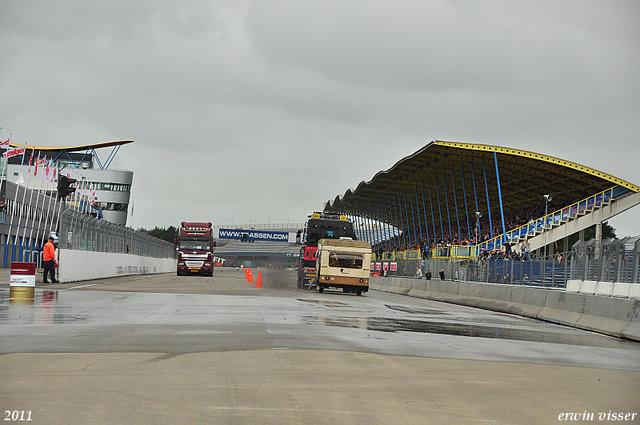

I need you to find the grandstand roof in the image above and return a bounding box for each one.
[9,140,134,152]
[325,141,639,233]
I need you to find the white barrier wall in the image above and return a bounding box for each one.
[369,277,640,342]
[57,249,177,283]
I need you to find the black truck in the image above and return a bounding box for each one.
[297,212,357,289]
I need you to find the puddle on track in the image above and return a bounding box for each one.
[302,315,635,348]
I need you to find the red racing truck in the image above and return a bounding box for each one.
[176,222,215,276]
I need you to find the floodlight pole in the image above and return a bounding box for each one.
[475,211,481,246]
[543,194,552,260]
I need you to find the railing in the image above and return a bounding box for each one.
[371,254,573,288]
[216,223,304,231]
[475,186,626,254]
[59,208,175,259]
[431,186,628,260]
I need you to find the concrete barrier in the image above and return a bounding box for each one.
[566,280,581,293]
[475,284,513,313]
[58,249,177,283]
[580,280,597,294]
[577,296,640,338]
[408,280,427,298]
[537,291,585,328]
[596,281,614,297]
[508,286,547,318]
[369,276,640,342]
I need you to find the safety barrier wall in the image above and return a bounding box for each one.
[566,280,640,299]
[57,249,177,283]
[369,276,640,342]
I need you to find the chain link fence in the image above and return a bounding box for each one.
[373,236,640,288]
[570,237,640,284]
[373,252,573,288]
[58,208,176,259]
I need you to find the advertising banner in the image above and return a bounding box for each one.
[218,228,291,242]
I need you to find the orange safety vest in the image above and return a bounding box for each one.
[43,241,55,262]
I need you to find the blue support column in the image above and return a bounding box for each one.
[435,176,445,240]
[494,152,507,237]
[428,180,438,242]
[408,189,418,246]
[394,194,406,249]
[471,161,481,238]
[376,203,385,249]
[373,205,382,249]
[388,199,397,250]
[420,181,430,245]
[442,174,453,241]
[414,185,423,243]
[381,203,390,250]
[461,165,471,241]
[482,158,494,239]
[386,202,394,250]
[451,169,461,242]
[403,191,412,247]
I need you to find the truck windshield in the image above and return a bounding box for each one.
[328,252,363,269]
[180,240,211,250]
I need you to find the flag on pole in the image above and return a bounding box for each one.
[27,150,34,173]
[34,153,41,176]
[3,145,25,159]
[0,138,10,149]
[43,161,51,181]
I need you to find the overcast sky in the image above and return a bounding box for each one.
[1,1,639,237]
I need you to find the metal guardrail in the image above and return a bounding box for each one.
[216,223,304,231]
[58,208,175,259]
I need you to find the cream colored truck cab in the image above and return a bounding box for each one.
[314,238,372,295]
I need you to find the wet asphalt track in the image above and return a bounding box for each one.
[1,268,639,424]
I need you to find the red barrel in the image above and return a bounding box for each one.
[10,262,36,300]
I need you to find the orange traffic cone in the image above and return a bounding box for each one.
[255,270,263,288]
[247,269,253,284]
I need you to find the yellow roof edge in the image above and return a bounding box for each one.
[433,140,640,193]
[9,140,134,152]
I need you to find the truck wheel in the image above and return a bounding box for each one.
[318,286,324,293]
[356,290,362,296]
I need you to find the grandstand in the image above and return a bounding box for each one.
[324,141,640,263]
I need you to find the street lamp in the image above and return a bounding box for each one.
[543,194,553,260]
[475,211,482,245]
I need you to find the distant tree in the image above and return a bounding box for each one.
[138,226,178,243]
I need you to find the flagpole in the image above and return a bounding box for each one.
[0,133,12,201]
[5,144,27,263]
[53,165,66,248]
[29,152,46,256]
[19,149,37,260]
[40,161,57,250]
[15,148,33,260]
